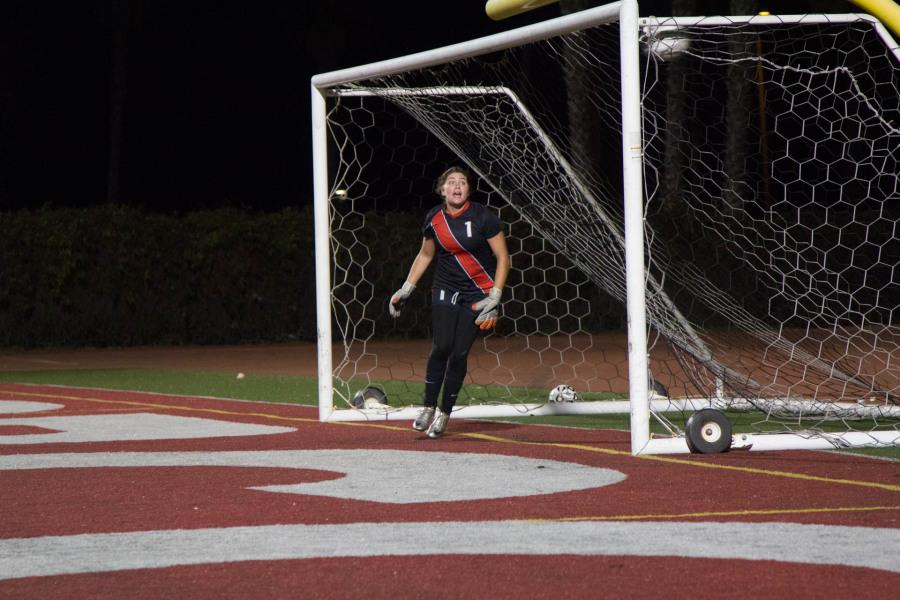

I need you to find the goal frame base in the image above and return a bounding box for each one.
[642,430,900,455]
[320,397,712,423]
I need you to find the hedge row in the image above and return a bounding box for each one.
[0,205,319,348]
[0,205,630,349]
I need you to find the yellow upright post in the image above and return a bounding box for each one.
[849,0,900,37]
[485,0,560,21]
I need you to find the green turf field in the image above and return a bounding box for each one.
[1,368,896,459]
[0,369,319,406]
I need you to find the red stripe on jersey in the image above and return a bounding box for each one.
[431,211,494,294]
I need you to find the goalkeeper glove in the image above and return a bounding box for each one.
[472,287,502,330]
[389,281,416,318]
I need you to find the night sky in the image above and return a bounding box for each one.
[0,0,850,212]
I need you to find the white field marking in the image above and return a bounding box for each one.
[0,450,625,503]
[0,401,64,415]
[0,520,898,580]
[0,414,294,444]
[0,358,77,367]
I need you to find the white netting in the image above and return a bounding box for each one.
[639,17,899,442]
[319,13,899,447]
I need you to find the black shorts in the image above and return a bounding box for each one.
[430,288,480,354]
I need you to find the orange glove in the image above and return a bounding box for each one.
[472,287,501,330]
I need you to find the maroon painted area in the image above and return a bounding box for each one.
[4,556,899,599]
[1,383,899,596]
[0,425,61,436]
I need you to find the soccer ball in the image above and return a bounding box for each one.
[548,384,578,403]
[351,385,389,409]
[646,35,691,62]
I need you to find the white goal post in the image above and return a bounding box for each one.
[311,1,900,455]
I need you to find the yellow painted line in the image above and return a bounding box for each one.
[457,431,628,456]
[0,389,411,432]
[2,389,322,423]
[527,504,900,523]
[455,431,900,492]
[634,452,900,492]
[3,388,898,492]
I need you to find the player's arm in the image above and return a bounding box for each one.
[389,238,435,317]
[404,238,436,286]
[473,231,509,329]
[487,231,509,291]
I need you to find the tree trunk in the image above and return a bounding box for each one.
[107,0,130,204]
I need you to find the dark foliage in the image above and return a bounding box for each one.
[0,205,317,347]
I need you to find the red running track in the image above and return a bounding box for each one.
[1,384,898,598]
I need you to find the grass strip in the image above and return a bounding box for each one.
[0,368,896,459]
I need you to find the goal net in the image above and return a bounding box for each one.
[311,3,899,454]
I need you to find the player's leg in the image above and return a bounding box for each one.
[425,290,459,405]
[414,290,455,431]
[427,300,479,438]
[439,302,479,415]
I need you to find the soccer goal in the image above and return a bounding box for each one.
[310,1,900,454]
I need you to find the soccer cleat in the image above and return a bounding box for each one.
[412,407,436,431]
[426,411,450,439]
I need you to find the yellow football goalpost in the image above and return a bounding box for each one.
[485,0,900,37]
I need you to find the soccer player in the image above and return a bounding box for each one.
[389,166,510,438]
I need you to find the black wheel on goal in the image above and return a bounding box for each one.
[351,385,388,408]
[685,408,732,454]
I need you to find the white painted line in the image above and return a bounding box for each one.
[0,450,625,503]
[0,401,64,415]
[0,414,294,444]
[1,520,897,580]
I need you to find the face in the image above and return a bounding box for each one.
[441,172,470,210]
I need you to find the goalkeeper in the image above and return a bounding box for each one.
[389,166,509,439]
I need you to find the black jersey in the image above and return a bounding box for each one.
[423,201,502,301]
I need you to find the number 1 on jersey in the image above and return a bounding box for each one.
[465,221,472,238]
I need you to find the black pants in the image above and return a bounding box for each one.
[424,289,480,414]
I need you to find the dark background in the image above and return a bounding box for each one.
[0,0,851,212]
